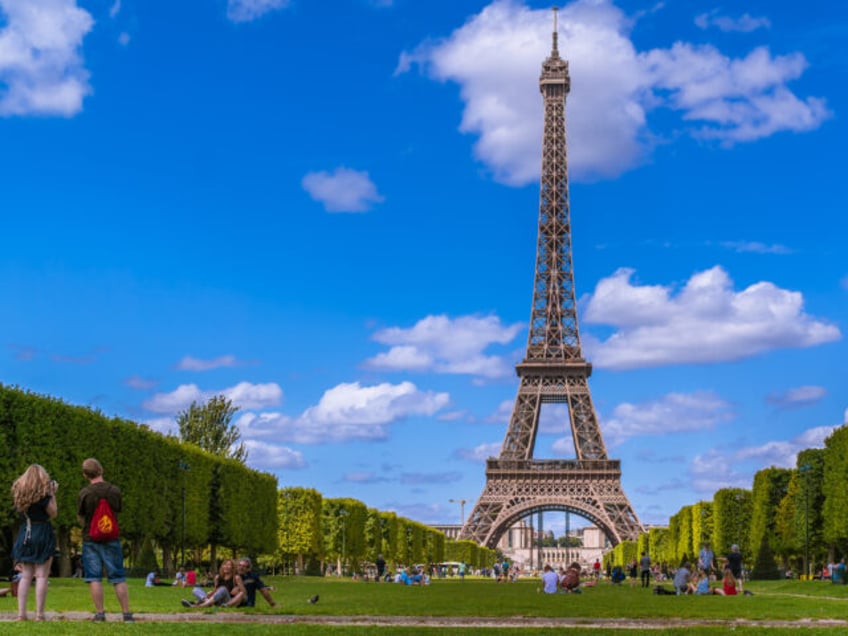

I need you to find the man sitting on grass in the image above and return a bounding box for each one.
[236,558,277,608]
[672,562,692,595]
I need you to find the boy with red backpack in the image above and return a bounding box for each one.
[77,458,134,622]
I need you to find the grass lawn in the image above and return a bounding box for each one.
[2,575,847,634]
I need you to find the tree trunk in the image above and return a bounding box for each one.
[161,540,174,576]
[56,526,72,577]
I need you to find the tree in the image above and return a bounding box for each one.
[278,488,323,575]
[749,467,791,579]
[177,395,246,462]
[691,501,713,557]
[823,426,848,557]
[713,487,752,577]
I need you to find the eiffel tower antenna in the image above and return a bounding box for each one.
[459,9,643,548]
[552,7,559,55]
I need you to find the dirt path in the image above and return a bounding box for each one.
[3,612,848,629]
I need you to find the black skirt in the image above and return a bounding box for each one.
[12,521,57,564]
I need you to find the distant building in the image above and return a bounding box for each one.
[434,521,611,573]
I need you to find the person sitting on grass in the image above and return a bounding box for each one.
[561,562,582,593]
[236,558,277,608]
[399,566,425,586]
[541,564,558,594]
[692,569,716,595]
[182,559,246,609]
[720,568,738,596]
[672,562,691,595]
[145,571,168,587]
[172,567,186,587]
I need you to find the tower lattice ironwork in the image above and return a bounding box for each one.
[459,10,643,548]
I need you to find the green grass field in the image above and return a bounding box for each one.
[3,575,848,634]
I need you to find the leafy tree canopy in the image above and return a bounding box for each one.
[177,395,247,463]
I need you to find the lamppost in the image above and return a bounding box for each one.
[449,498,466,526]
[177,460,191,568]
[800,463,812,580]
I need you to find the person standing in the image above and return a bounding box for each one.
[11,464,58,621]
[639,552,652,588]
[698,542,715,575]
[375,554,386,582]
[725,544,744,592]
[77,458,133,622]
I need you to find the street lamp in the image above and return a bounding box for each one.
[449,498,466,526]
[800,463,812,580]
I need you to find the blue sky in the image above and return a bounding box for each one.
[2,0,846,532]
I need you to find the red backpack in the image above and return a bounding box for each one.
[89,498,120,542]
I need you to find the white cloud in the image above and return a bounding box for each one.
[643,44,830,144]
[176,354,243,371]
[142,416,176,435]
[365,314,522,379]
[292,381,449,443]
[142,381,283,413]
[691,425,839,493]
[583,266,841,369]
[399,0,828,185]
[456,441,502,462]
[243,439,305,470]
[0,0,94,116]
[767,385,827,409]
[302,167,384,213]
[695,11,771,33]
[235,411,290,439]
[226,0,289,23]
[239,381,449,445]
[109,0,120,19]
[225,381,283,410]
[117,32,130,46]
[602,391,733,446]
[143,383,204,413]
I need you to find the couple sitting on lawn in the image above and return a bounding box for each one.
[181,558,276,609]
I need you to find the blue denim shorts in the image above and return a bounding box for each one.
[82,540,126,584]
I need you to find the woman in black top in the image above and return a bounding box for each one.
[11,464,58,621]
[184,558,246,608]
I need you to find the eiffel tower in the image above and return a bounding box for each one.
[460,9,642,548]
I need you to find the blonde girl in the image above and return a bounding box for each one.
[11,464,58,621]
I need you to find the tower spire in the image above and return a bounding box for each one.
[552,7,559,56]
